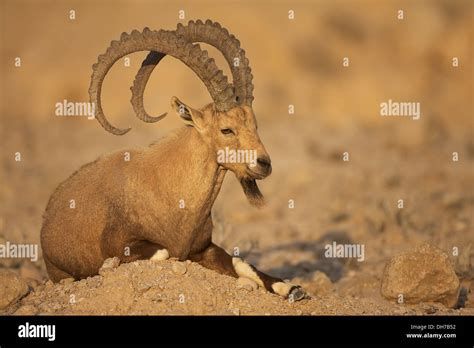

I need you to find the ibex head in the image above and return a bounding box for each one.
[171,97,272,206]
[89,20,271,206]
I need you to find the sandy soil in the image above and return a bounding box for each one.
[0,0,473,315]
[6,257,473,316]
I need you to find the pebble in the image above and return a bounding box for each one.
[172,262,187,275]
[99,257,120,275]
[393,306,409,315]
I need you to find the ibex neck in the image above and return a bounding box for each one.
[151,126,226,213]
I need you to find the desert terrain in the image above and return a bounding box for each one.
[0,0,472,315]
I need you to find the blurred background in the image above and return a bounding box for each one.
[0,0,472,301]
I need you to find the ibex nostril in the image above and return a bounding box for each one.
[257,157,271,168]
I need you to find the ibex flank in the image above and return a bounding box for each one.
[40,20,306,301]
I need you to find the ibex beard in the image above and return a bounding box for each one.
[40,20,306,302]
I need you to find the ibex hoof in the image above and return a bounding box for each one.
[289,285,306,301]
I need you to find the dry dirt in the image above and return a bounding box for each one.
[5,257,473,316]
[1,0,473,315]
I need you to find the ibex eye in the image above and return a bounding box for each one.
[221,128,234,135]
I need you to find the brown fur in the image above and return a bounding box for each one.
[40,99,272,282]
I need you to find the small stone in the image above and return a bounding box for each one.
[236,277,258,291]
[232,308,240,316]
[422,304,438,314]
[393,306,408,315]
[99,257,120,275]
[381,244,460,306]
[0,269,29,310]
[172,262,187,275]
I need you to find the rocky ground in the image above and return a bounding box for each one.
[1,117,473,316]
[1,0,472,316]
[1,242,473,315]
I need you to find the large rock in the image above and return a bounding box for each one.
[0,269,29,310]
[381,244,460,305]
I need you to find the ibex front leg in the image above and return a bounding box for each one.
[189,243,306,301]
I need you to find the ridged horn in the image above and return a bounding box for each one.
[89,28,235,135]
[130,20,254,123]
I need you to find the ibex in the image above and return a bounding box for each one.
[40,20,306,301]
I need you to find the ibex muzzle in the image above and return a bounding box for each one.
[40,20,306,302]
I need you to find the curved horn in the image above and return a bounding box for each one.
[179,20,254,106]
[130,19,254,123]
[130,51,167,123]
[89,28,235,135]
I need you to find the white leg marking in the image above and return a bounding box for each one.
[232,257,264,287]
[150,249,169,262]
[271,282,294,297]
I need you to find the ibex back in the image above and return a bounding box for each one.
[40,20,306,301]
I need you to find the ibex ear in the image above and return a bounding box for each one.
[171,96,204,130]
